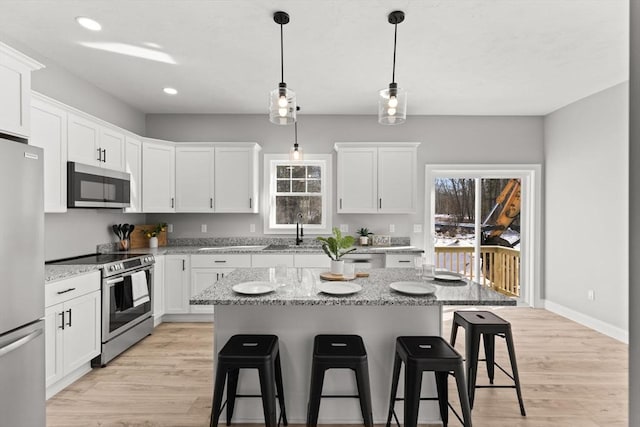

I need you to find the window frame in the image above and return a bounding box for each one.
[263,154,332,235]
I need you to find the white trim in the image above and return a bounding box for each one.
[424,164,542,308]
[544,300,629,343]
[0,41,45,70]
[46,363,92,400]
[263,154,333,235]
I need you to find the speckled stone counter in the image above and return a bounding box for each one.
[45,264,101,283]
[202,268,514,424]
[103,244,423,255]
[190,267,514,306]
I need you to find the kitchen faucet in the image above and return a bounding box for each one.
[296,213,304,246]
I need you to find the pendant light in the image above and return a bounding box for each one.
[378,10,407,125]
[289,107,303,161]
[269,11,297,125]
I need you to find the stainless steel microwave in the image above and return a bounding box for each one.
[67,162,131,208]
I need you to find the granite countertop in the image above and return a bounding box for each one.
[45,265,101,283]
[190,268,515,307]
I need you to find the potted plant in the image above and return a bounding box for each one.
[316,227,356,275]
[140,223,167,248]
[356,228,373,246]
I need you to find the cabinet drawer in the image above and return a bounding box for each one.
[385,254,418,268]
[190,254,251,268]
[252,254,294,268]
[45,270,101,307]
[294,254,330,268]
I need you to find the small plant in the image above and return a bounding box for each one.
[356,228,373,237]
[316,227,356,261]
[140,223,167,239]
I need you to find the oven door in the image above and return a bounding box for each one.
[102,266,153,342]
[67,162,131,208]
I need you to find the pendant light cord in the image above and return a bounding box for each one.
[294,121,298,147]
[392,22,398,84]
[280,23,284,83]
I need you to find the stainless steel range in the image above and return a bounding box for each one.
[49,253,155,367]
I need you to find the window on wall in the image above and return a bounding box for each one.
[263,154,332,234]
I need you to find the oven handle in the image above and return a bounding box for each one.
[106,277,125,286]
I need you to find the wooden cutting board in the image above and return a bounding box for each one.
[129,225,168,249]
[319,272,369,281]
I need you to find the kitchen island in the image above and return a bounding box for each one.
[191,267,515,424]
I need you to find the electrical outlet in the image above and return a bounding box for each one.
[340,224,349,233]
[201,224,207,233]
[413,224,422,233]
[587,290,595,301]
[250,223,256,233]
[167,224,173,233]
[389,224,395,233]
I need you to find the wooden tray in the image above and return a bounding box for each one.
[319,272,369,281]
[129,225,167,249]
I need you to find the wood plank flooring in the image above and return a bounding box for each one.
[46,307,628,426]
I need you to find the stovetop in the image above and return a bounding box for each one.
[47,253,155,277]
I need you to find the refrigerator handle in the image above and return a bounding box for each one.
[0,328,43,358]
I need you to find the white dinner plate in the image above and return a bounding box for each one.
[232,281,276,295]
[317,282,362,295]
[389,281,437,295]
[433,271,464,282]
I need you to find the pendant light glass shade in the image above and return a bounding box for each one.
[378,83,407,125]
[270,83,297,125]
[269,11,297,125]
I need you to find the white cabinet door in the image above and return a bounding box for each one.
[99,127,125,171]
[30,97,67,212]
[336,147,378,213]
[68,113,100,167]
[62,291,100,374]
[378,147,417,213]
[0,43,41,137]
[294,254,331,268]
[190,269,232,315]
[142,139,175,212]
[124,136,142,213]
[214,146,258,213]
[251,254,294,267]
[164,255,190,314]
[44,304,64,388]
[175,146,215,212]
[152,255,165,323]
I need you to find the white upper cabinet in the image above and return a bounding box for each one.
[124,135,142,213]
[30,94,67,213]
[142,138,175,212]
[175,145,215,212]
[335,142,419,214]
[0,42,44,138]
[214,145,259,213]
[68,112,125,171]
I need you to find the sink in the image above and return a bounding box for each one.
[262,244,291,251]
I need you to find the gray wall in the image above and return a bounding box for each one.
[0,36,149,261]
[544,82,628,332]
[629,0,638,423]
[146,114,544,248]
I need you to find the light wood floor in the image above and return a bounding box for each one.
[46,307,628,427]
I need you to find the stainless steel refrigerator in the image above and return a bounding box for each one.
[0,136,45,426]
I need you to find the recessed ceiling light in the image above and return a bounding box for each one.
[163,87,178,95]
[76,16,102,31]
[79,42,177,64]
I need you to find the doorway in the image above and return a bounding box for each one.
[425,165,542,307]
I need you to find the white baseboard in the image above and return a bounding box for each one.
[544,300,628,343]
[161,313,213,323]
[46,363,92,400]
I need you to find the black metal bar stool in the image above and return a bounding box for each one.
[386,336,472,427]
[450,310,526,416]
[307,334,373,427]
[210,334,288,427]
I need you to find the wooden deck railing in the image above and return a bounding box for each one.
[434,246,521,297]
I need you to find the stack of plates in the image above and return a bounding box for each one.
[433,271,464,282]
[232,281,276,295]
[317,282,362,295]
[389,281,436,295]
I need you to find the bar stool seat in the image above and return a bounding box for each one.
[450,310,526,416]
[210,334,288,427]
[386,336,472,427]
[307,334,373,427]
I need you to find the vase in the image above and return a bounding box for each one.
[359,236,369,246]
[119,239,129,251]
[149,236,158,249]
[330,260,344,275]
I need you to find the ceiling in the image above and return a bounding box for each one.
[0,0,629,116]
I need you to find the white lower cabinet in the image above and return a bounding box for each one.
[385,254,417,268]
[294,254,331,268]
[190,268,234,314]
[152,255,165,324]
[45,271,101,397]
[252,254,294,267]
[164,255,190,314]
